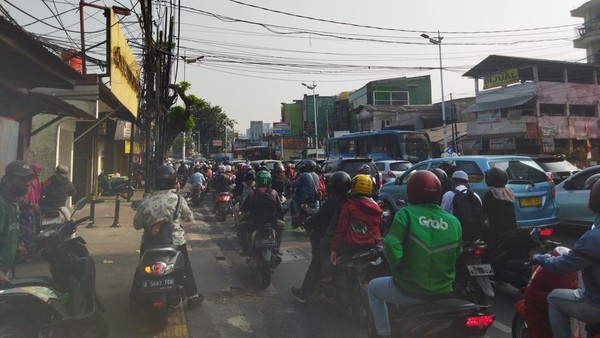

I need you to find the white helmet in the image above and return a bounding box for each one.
[225,165,232,172]
[217,165,226,173]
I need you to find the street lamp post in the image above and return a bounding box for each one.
[301,82,319,159]
[421,31,448,150]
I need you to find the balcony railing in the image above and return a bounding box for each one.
[575,19,600,38]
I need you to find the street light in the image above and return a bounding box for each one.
[181,54,204,81]
[301,82,319,159]
[421,31,448,150]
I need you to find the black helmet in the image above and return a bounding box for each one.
[438,160,457,177]
[154,165,176,190]
[304,160,316,172]
[244,170,256,182]
[328,171,352,195]
[407,170,442,205]
[485,167,509,188]
[359,164,371,175]
[429,168,448,183]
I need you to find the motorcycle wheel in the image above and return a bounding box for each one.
[258,261,271,288]
[148,305,169,332]
[0,326,25,338]
[511,313,529,338]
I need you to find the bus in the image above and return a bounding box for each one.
[325,130,432,163]
[233,146,272,161]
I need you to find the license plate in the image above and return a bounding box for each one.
[254,238,277,248]
[467,264,494,277]
[519,197,542,207]
[141,277,176,293]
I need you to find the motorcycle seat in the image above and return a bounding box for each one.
[392,298,485,318]
[6,276,55,289]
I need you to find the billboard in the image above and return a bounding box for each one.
[110,8,140,118]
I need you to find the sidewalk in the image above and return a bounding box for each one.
[13,189,235,338]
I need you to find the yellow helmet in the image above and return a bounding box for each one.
[351,174,373,196]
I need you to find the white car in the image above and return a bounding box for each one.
[375,160,412,184]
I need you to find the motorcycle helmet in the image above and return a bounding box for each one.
[438,160,457,177]
[351,174,373,196]
[359,164,371,175]
[429,168,448,183]
[217,165,226,173]
[274,162,284,173]
[244,170,256,182]
[304,160,316,172]
[587,174,600,213]
[225,165,231,172]
[194,166,202,173]
[485,167,509,188]
[328,171,352,195]
[154,165,177,190]
[258,165,269,172]
[407,170,442,205]
[256,170,272,187]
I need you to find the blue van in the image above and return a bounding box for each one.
[378,156,558,229]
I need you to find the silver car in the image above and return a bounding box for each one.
[375,160,412,184]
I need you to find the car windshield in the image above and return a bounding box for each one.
[342,162,374,175]
[490,160,548,183]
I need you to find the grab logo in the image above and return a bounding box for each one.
[418,216,448,230]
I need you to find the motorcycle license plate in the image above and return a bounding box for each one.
[254,238,277,248]
[141,277,176,293]
[466,264,494,277]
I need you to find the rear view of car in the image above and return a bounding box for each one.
[376,160,411,184]
[530,155,580,185]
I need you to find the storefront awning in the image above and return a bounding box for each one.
[463,95,535,113]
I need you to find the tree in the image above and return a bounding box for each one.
[166,81,236,156]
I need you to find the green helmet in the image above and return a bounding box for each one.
[256,170,272,187]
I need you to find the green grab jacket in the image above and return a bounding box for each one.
[383,203,462,298]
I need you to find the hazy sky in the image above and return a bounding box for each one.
[5,0,590,134]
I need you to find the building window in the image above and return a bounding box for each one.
[540,104,566,117]
[373,91,409,105]
[570,104,596,117]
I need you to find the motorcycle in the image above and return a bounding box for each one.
[484,225,553,290]
[191,184,205,207]
[130,200,186,331]
[242,222,282,288]
[453,240,495,305]
[214,192,234,222]
[0,197,108,337]
[511,227,600,338]
[365,246,495,338]
[298,200,320,231]
[97,172,134,201]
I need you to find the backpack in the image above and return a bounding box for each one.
[451,189,484,241]
[250,188,277,225]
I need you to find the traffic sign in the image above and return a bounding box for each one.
[273,122,290,129]
[272,129,291,134]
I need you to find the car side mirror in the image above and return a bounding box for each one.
[394,177,403,185]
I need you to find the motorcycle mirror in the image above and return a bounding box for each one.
[529,227,540,242]
[74,197,88,211]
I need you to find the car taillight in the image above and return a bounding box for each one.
[547,174,556,198]
[471,247,483,257]
[540,228,553,237]
[465,314,494,329]
[387,171,395,178]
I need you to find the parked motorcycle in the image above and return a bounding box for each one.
[0,197,108,337]
[98,172,134,201]
[453,240,495,305]
[130,200,186,331]
[214,192,234,222]
[484,225,553,290]
[242,222,282,288]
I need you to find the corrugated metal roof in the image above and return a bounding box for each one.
[426,122,467,143]
[463,94,535,113]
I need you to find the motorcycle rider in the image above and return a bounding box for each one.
[270,162,288,199]
[290,160,320,228]
[482,167,516,252]
[532,174,600,338]
[291,171,351,303]
[330,174,382,266]
[233,170,256,227]
[367,170,462,338]
[0,160,34,284]
[189,166,206,202]
[239,171,285,254]
[130,165,204,308]
[212,165,232,198]
[40,164,76,219]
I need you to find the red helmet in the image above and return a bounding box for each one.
[407,170,442,205]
